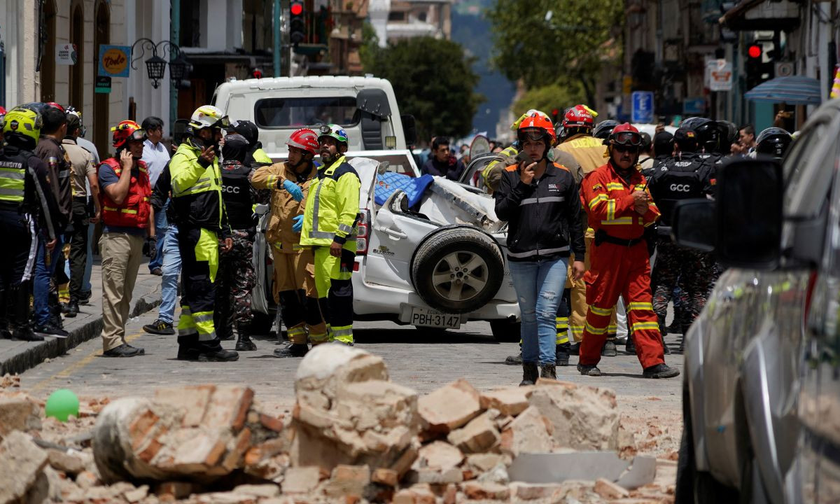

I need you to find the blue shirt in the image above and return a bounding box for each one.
[98,162,147,236]
[142,139,171,188]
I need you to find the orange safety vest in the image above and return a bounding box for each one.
[97,158,152,229]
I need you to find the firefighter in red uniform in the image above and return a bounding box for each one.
[577,124,679,379]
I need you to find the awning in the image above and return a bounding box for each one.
[719,0,800,31]
[745,76,822,105]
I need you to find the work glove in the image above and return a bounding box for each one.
[144,236,157,260]
[292,215,304,233]
[281,179,304,202]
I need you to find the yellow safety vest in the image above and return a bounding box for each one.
[300,156,361,247]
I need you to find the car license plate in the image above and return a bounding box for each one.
[411,307,461,329]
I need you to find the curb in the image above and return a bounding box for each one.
[0,290,161,377]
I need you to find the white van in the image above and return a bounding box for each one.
[210,75,416,157]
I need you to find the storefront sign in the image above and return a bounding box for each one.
[95,76,112,94]
[98,45,131,78]
[56,44,76,65]
[708,59,732,92]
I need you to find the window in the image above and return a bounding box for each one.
[388,11,405,21]
[180,0,202,47]
[254,97,359,129]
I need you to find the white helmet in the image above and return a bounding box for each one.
[188,105,229,131]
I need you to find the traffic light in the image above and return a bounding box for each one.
[745,41,775,90]
[290,1,306,45]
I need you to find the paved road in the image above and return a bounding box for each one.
[18,308,685,413]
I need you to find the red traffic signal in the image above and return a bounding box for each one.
[291,2,303,15]
[290,1,306,44]
[748,44,762,59]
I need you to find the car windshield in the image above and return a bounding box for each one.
[254,97,360,129]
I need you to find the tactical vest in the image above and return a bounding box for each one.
[651,154,707,226]
[0,150,29,207]
[98,158,152,229]
[221,161,255,230]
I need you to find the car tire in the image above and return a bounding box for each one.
[676,380,739,504]
[411,226,505,314]
[491,319,521,343]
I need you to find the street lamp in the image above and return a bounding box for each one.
[131,38,189,89]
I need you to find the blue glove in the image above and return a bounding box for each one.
[283,179,304,202]
[292,215,304,233]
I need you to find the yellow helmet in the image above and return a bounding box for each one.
[188,105,229,131]
[2,107,43,148]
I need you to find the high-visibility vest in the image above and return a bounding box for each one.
[0,152,28,204]
[300,156,361,247]
[97,158,152,229]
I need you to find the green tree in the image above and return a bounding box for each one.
[486,0,623,106]
[362,37,484,141]
[513,82,586,118]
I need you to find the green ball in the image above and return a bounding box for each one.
[45,389,80,422]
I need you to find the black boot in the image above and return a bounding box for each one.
[65,300,79,318]
[601,337,617,357]
[10,285,43,341]
[625,336,636,355]
[274,343,309,358]
[643,363,680,379]
[520,363,539,386]
[540,364,557,380]
[505,349,523,365]
[235,325,257,351]
[555,343,570,366]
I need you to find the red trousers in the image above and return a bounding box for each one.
[579,241,665,369]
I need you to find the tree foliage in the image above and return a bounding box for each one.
[486,0,623,106]
[513,83,586,118]
[362,37,484,142]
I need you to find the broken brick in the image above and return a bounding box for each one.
[282,466,321,494]
[417,379,482,436]
[203,386,254,431]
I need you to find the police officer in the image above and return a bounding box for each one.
[251,128,328,357]
[232,120,273,167]
[647,127,715,350]
[300,124,360,346]
[170,105,238,362]
[754,127,793,160]
[0,107,60,342]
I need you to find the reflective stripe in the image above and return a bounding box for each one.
[606,199,616,221]
[588,194,607,209]
[507,246,569,258]
[556,335,569,344]
[585,322,609,335]
[644,220,656,228]
[521,196,565,206]
[0,168,25,179]
[606,183,624,191]
[589,305,613,317]
[570,325,584,334]
[178,327,198,336]
[601,217,633,225]
[332,327,353,337]
[338,223,353,234]
[192,312,214,324]
[631,322,660,333]
[627,302,653,311]
[309,230,334,239]
[197,330,217,341]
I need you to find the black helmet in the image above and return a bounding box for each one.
[755,127,792,159]
[593,120,619,140]
[231,119,259,147]
[714,121,739,155]
[681,117,718,152]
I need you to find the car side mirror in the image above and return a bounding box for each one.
[715,158,783,269]
[671,200,715,252]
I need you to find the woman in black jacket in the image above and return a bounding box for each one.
[494,111,586,385]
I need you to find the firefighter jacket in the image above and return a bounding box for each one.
[300,156,360,247]
[34,136,72,230]
[494,162,585,262]
[556,134,608,176]
[97,158,152,229]
[482,145,517,192]
[220,161,257,230]
[251,160,317,253]
[169,142,230,237]
[646,152,714,226]
[581,161,660,241]
[0,145,59,241]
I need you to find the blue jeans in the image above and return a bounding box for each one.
[149,205,168,271]
[158,224,181,324]
[509,257,569,365]
[34,233,64,325]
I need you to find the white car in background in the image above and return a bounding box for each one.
[251,150,521,341]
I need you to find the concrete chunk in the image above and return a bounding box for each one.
[418,378,482,436]
[480,387,531,416]
[499,406,553,457]
[414,441,463,471]
[528,381,620,451]
[0,395,41,438]
[447,411,501,454]
[0,431,49,503]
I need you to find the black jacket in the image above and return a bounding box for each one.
[494,162,585,262]
[647,152,714,226]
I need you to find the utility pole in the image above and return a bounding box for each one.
[273,0,282,77]
[170,0,180,132]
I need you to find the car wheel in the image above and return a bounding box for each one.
[411,227,504,314]
[491,319,521,343]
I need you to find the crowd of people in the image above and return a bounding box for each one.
[0,102,361,363]
[0,99,793,381]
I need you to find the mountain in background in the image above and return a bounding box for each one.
[451,0,515,138]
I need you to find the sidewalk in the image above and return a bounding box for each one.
[0,261,163,376]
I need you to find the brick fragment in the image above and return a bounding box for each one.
[462,481,510,500]
[0,396,41,438]
[447,412,500,454]
[417,379,482,435]
[480,387,531,416]
[154,385,216,427]
[282,466,322,494]
[594,477,630,499]
[372,467,399,487]
[324,464,371,497]
[203,386,255,431]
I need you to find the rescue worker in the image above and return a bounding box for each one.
[0,107,60,342]
[494,111,585,384]
[647,127,715,351]
[754,127,793,160]
[482,110,548,193]
[214,134,259,351]
[578,123,679,379]
[592,120,619,141]
[232,120,273,167]
[97,120,155,357]
[170,105,238,362]
[554,106,623,357]
[33,104,72,336]
[300,124,360,346]
[251,128,328,357]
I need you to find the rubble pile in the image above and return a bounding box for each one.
[0,346,678,503]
